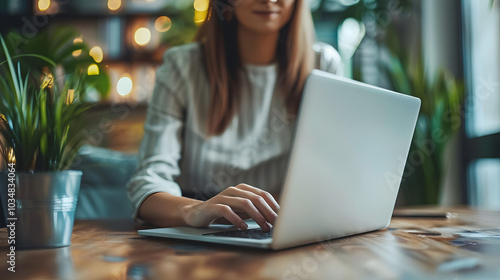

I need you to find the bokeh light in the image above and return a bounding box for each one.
[134,27,152,46]
[193,0,209,12]
[338,18,366,60]
[89,46,104,63]
[72,37,83,57]
[38,0,51,12]
[117,76,133,96]
[87,64,99,76]
[108,0,122,12]
[155,16,172,32]
[194,10,207,25]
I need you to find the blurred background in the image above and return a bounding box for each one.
[0,0,499,210]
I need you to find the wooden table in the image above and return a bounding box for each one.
[1,207,500,280]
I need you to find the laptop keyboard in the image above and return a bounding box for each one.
[202,228,273,239]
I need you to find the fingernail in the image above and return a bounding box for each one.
[267,222,273,230]
[239,222,248,230]
[263,222,271,232]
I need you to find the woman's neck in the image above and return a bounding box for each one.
[237,26,279,65]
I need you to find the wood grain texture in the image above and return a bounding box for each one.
[1,207,500,280]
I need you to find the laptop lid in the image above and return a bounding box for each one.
[271,70,421,250]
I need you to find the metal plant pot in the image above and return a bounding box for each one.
[0,170,82,249]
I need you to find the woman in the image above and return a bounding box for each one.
[127,0,342,232]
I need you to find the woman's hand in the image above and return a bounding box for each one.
[180,184,280,232]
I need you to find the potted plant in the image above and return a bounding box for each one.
[327,0,465,205]
[0,34,92,249]
[381,48,464,205]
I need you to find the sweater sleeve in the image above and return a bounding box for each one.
[126,48,187,219]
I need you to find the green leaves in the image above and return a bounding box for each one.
[0,35,37,170]
[3,27,111,100]
[0,54,56,68]
[0,26,107,170]
[0,34,94,172]
[381,48,464,205]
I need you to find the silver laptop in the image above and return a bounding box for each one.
[138,69,421,250]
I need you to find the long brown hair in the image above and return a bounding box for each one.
[196,0,315,135]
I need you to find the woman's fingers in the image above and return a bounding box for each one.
[184,184,279,232]
[213,204,248,230]
[223,187,278,226]
[233,184,280,212]
[216,195,272,231]
[235,211,251,220]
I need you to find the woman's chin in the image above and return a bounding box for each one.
[240,22,282,35]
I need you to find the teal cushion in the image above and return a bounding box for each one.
[73,145,137,219]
